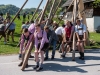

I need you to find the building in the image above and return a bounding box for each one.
[62,0,100,32]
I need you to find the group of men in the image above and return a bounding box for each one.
[0,13,16,44]
[18,17,87,71]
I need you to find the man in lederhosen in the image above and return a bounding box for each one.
[75,19,86,60]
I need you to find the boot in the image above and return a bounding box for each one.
[18,62,23,66]
[79,52,82,59]
[81,52,84,60]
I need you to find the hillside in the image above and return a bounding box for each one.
[0,4,42,15]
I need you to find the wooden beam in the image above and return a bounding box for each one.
[38,0,50,24]
[50,0,62,20]
[30,0,43,21]
[58,0,74,24]
[72,0,78,61]
[45,0,56,26]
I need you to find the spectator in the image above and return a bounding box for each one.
[0,20,7,44]
[5,12,11,20]
[6,19,16,42]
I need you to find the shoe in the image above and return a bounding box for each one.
[61,54,65,58]
[36,67,43,71]
[29,55,34,58]
[81,57,84,60]
[25,64,28,68]
[79,52,82,59]
[51,56,54,60]
[79,57,82,59]
[34,65,39,69]
[59,50,62,53]
[44,57,48,61]
[18,62,23,66]
[19,54,22,59]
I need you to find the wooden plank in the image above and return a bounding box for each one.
[72,0,77,61]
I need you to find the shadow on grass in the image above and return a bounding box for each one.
[14,32,21,37]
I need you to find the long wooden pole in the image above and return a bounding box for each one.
[58,0,74,24]
[50,0,62,20]
[35,10,43,21]
[30,0,43,21]
[38,0,50,24]
[45,0,56,26]
[72,0,78,61]
[0,0,28,40]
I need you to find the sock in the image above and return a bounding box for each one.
[40,63,43,68]
[36,62,39,66]
[81,52,84,58]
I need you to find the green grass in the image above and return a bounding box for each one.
[0,16,100,55]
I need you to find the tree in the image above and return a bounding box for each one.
[93,0,100,7]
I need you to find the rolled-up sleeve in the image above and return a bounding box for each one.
[39,31,47,50]
[75,26,78,33]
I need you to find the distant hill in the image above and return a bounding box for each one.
[0,4,42,15]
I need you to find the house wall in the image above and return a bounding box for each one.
[93,16,100,31]
[86,18,94,32]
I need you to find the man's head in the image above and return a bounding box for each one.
[35,24,41,32]
[76,19,81,25]
[44,26,49,33]
[65,20,71,27]
[23,28,29,36]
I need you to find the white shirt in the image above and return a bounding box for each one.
[55,27,64,35]
[75,24,86,35]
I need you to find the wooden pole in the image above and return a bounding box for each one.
[45,0,56,26]
[30,0,43,21]
[35,10,43,21]
[50,0,62,20]
[38,0,50,24]
[78,0,89,46]
[72,0,78,61]
[0,0,28,40]
[58,0,74,24]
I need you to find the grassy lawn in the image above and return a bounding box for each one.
[0,16,100,55]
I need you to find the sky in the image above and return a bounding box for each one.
[0,0,46,9]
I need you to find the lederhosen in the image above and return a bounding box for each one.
[37,31,49,51]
